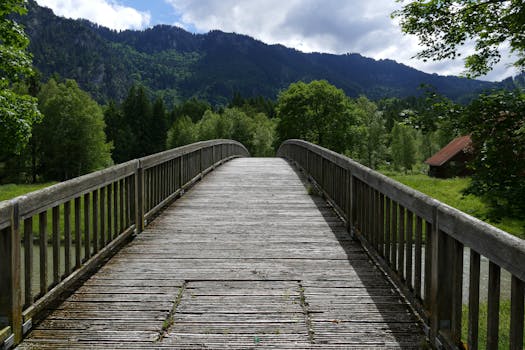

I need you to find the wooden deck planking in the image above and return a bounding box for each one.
[17,158,426,349]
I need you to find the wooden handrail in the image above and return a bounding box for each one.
[0,140,249,348]
[278,139,524,350]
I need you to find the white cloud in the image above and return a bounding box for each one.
[165,0,516,81]
[35,0,151,30]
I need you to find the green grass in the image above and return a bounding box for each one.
[381,173,525,239]
[0,182,56,202]
[461,299,523,349]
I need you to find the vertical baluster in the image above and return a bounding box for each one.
[468,250,480,350]
[107,183,112,242]
[405,210,413,289]
[99,186,105,248]
[414,216,423,299]
[52,206,60,285]
[23,217,33,307]
[509,275,524,350]
[486,262,501,350]
[113,182,118,239]
[385,197,391,263]
[379,193,385,257]
[125,177,131,227]
[424,221,432,306]
[391,202,397,270]
[75,197,81,268]
[397,205,405,278]
[84,193,91,261]
[451,239,464,345]
[119,179,125,231]
[39,211,47,295]
[64,201,71,276]
[92,189,99,254]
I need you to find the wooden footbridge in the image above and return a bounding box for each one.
[1,140,524,349]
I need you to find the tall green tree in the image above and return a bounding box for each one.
[354,96,387,169]
[276,80,358,153]
[122,85,152,158]
[393,0,525,77]
[0,0,41,157]
[150,97,168,153]
[461,90,525,218]
[166,116,198,149]
[35,79,111,180]
[390,123,417,172]
[104,100,133,164]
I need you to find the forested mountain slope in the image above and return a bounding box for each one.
[21,0,502,104]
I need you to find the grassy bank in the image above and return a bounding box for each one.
[0,182,56,202]
[461,299,524,348]
[382,173,524,239]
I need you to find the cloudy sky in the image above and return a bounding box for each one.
[34,0,517,82]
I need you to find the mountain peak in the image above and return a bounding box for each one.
[21,1,500,104]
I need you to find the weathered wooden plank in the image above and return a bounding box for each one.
[17,158,425,349]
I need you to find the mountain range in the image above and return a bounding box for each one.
[19,0,520,105]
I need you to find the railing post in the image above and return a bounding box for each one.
[346,169,354,237]
[135,161,144,234]
[199,148,203,176]
[0,201,22,345]
[429,207,454,346]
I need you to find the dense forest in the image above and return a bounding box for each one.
[14,0,525,106]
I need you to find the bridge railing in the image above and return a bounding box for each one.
[0,139,249,348]
[278,139,524,350]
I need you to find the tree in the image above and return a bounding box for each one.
[353,96,387,169]
[35,79,111,180]
[276,80,358,153]
[150,97,168,153]
[166,116,198,149]
[0,0,41,157]
[198,110,234,141]
[390,123,417,172]
[461,90,525,218]
[104,100,133,164]
[393,0,525,77]
[122,85,152,158]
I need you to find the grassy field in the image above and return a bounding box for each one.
[382,173,525,239]
[461,299,524,349]
[0,182,56,202]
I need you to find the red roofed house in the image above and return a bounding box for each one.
[425,135,474,178]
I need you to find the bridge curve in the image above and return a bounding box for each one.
[15,157,426,349]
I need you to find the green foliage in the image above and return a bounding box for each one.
[460,90,525,219]
[171,97,211,123]
[18,1,503,106]
[151,98,168,154]
[276,80,359,154]
[105,85,169,163]
[390,123,417,172]
[393,0,525,77]
[34,79,111,180]
[166,116,198,148]
[0,0,41,157]
[166,107,276,157]
[353,96,388,169]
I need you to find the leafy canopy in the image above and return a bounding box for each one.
[276,80,358,154]
[0,0,41,156]
[393,0,525,77]
[460,90,525,218]
[35,79,111,180]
